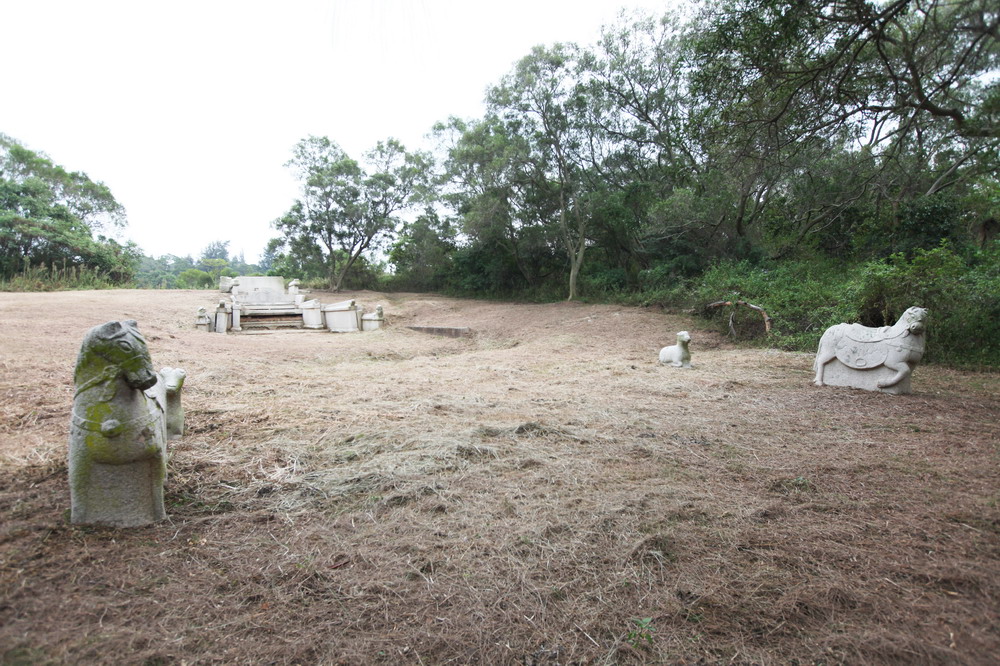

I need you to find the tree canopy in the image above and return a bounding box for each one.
[270,136,431,291]
[0,134,137,284]
[7,0,997,363]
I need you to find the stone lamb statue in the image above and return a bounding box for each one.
[814,306,928,394]
[156,367,187,440]
[68,320,185,526]
[659,331,692,368]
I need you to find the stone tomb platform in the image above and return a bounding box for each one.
[819,359,912,395]
[210,277,382,333]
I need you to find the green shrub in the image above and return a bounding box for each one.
[175,268,214,289]
[0,263,120,291]
[638,243,1000,368]
[855,243,1000,367]
[681,259,862,350]
[581,266,628,295]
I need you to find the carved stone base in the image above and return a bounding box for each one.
[819,359,912,395]
[70,460,165,527]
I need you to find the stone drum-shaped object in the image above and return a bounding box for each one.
[813,307,928,394]
[68,320,183,526]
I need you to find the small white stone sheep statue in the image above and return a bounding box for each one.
[156,367,187,440]
[659,331,692,368]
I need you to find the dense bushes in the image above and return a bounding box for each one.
[636,242,1000,368]
[684,260,864,352]
[0,263,122,291]
[856,244,1000,367]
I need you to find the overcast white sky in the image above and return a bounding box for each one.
[3,0,678,263]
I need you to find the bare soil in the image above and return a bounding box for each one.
[1,289,998,665]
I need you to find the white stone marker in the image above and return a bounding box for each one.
[323,300,360,332]
[301,299,324,329]
[214,301,228,333]
[361,305,385,331]
[659,331,692,368]
[195,307,213,332]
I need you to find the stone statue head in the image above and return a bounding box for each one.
[159,367,186,392]
[902,307,928,335]
[77,320,157,391]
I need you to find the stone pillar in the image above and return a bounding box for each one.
[214,302,228,333]
[361,305,385,331]
[301,299,324,329]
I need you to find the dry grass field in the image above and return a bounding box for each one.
[1,289,998,664]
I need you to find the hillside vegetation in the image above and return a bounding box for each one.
[4,1,998,366]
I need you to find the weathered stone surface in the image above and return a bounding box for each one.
[195,306,213,332]
[323,300,360,332]
[814,306,928,394]
[818,359,911,394]
[407,326,472,338]
[219,276,238,293]
[227,276,288,304]
[361,305,385,331]
[69,321,166,526]
[214,302,228,334]
[659,331,692,368]
[301,299,324,329]
[159,367,187,439]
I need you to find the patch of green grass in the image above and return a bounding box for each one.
[769,476,815,494]
[3,646,52,665]
[626,617,655,647]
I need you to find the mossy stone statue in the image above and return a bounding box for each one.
[68,320,184,527]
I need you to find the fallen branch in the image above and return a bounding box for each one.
[705,300,773,334]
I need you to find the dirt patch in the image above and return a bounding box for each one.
[1,289,998,664]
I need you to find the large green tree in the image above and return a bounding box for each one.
[577,13,703,278]
[692,0,999,141]
[273,136,431,291]
[488,44,598,300]
[388,209,457,291]
[436,115,560,289]
[0,134,136,282]
[687,0,999,255]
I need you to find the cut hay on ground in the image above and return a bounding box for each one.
[1,289,998,663]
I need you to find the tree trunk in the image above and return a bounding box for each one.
[334,249,365,292]
[564,203,587,302]
[567,245,585,301]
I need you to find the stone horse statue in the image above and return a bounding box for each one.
[69,320,184,526]
[814,306,928,393]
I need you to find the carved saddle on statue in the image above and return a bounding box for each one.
[830,323,913,369]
